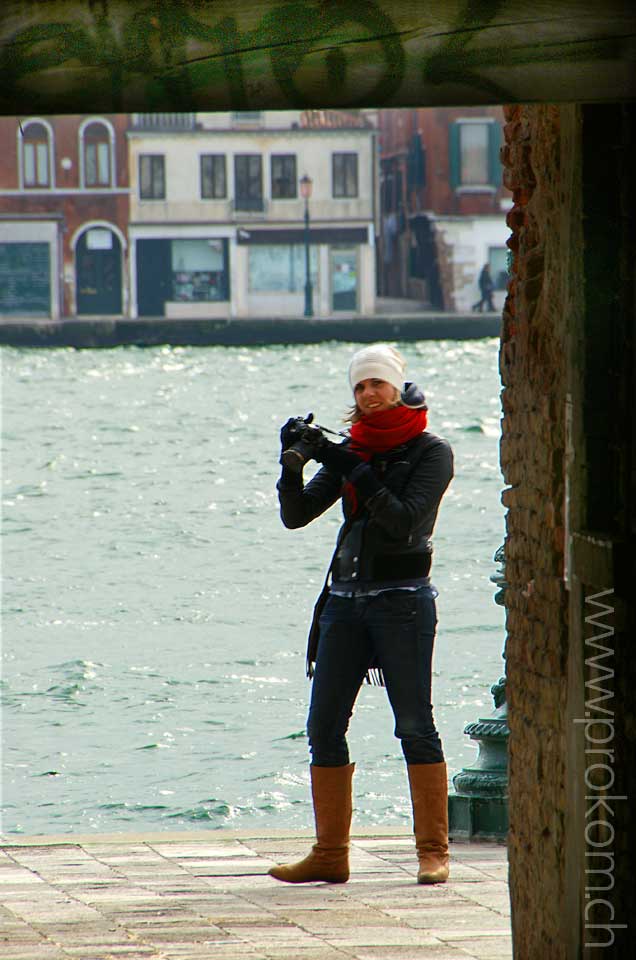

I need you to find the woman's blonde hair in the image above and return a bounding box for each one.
[343,386,402,424]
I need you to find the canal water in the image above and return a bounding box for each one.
[1,339,505,836]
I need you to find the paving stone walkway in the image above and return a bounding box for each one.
[0,831,511,960]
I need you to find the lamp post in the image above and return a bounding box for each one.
[299,174,314,317]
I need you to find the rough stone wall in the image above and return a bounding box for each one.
[499,104,570,959]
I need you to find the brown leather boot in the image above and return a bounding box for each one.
[407,762,450,884]
[268,763,354,883]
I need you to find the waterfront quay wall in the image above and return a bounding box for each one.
[0,314,500,349]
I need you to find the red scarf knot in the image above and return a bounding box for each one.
[342,406,428,515]
[348,405,428,460]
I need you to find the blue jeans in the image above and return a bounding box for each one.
[307,586,444,766]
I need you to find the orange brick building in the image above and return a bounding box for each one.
[0,115,130,318]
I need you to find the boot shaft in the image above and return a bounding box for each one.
[311,762,354,847]
[407,761,449,883]
[268,763,354,884]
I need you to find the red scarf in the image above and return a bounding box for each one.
[343,406,428,515]
[349,405,428,460]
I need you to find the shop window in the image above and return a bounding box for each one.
[171,238,229,302]
[0,242,50,314]
[139,154,165,199]
[333,152,358,198]
[83,122,112,187]
[200,154,226,199]
[22,122,51,188]
[331,247,358,311]
[234,155,263,211]
[248,244,318,293]
[271,154,297,199]
[449,120,502,189]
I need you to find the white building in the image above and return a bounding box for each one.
[431,215,511,313]
[127,111,378,319]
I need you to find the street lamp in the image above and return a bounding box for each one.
[299,173,314,317]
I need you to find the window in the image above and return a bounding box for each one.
[248,245,318,293]
[460,123,489,184]
[200,154,226,199]
[333,153,358,198]
[271,154,297,199]
[171,239,229,302]
[83,121,111,187]
[0,242,50,314]
[22,122,51,188]
[449,120,502,189]
[232,112,262,121]
[139,154,165,199]
[234,155,263,211]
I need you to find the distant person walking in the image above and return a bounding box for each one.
[472,263,495,312]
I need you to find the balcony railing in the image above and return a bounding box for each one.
[231,112,263,123]
[231,197,267,215]
[131,113,196,131]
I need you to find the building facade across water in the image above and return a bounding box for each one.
[377,107,512,312]
[1,108,511,321]
[128,110,377,320]
[0,110,378,321]
[0,114,130,320]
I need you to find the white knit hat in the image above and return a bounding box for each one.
[348,344,406,393]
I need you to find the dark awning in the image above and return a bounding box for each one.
[236,227,368,245]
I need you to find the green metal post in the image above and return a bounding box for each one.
[448,545,510,840]
[303,199,313,318]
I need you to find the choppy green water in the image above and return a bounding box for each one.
[1,339,505,836]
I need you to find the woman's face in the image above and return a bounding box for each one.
[354,378,399,416]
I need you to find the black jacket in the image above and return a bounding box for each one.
[277,432,454,584]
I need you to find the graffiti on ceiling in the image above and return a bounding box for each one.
[1,0,634,114]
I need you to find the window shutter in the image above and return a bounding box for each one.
[488,122,503,186]
[407,134,426,189]
[449,122,460,190]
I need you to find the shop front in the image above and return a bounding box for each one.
[134,231,231,318]
[238,226,370,317]
[0,220,60,318]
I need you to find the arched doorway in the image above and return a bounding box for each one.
[75,226,122,315]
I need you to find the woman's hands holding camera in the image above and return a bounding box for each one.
[280,417,301,454]
[314,440,363,477]
[279,415,364,477]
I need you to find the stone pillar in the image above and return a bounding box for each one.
[499,104,571,960]
[501,99,636,960]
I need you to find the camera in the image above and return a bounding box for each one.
[280,413,327,473]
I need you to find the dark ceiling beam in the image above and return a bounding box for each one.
[1,0,635,116]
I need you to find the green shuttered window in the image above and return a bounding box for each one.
[449,120,502,189]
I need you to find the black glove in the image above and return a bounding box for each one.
[279,417,306,484]
[314,440,363,477]
[279,417,302,457]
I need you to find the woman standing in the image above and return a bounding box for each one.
[270,344,454,885]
